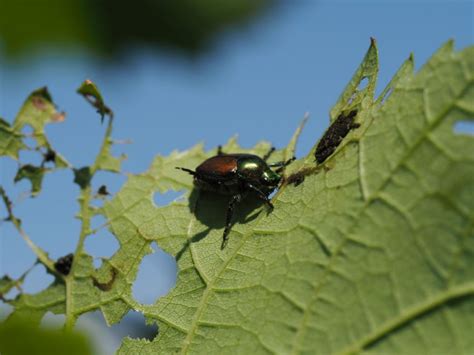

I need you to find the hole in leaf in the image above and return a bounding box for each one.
[93,172,127,198]
[347,92,357,105]
[133,242,177,305]
[3,287,20,300]
[453,120,474,135]
[75,311,115,354]
[109,310,158,341]
[22,264,54,294]
[78,310,157,354]
[93,258,103,269]
[18,149,43,166]
[21,124,34,136]
[0,303,13,321]
[84,229,119,266]
[380,88,393,104]
[40,312,65,330]
[91,214,107,231]
[358,77,369,91]
[153,190,185,207]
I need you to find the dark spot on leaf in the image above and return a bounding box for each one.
[31,96,47,111]
[73,167,92,189]
[315,110,359,164]
[54,254,74,276]
[29,87,53,111]
[92,267,117,291]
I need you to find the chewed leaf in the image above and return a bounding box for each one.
[109,41,473,354]
[0,118,25,159]
[77,79,113,121]
[375,53,414,106]
[0,276,17,299]
[329,37,379,123]
[14,165,47,197]
[13,87,67,149]
[0,87,69,166]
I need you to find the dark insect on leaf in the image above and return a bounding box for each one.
[97,185,110,196]
[315,110,359,164]
[54,253,74,276]
[43,149,56,164]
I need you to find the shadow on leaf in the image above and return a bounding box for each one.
[176,189,265,259]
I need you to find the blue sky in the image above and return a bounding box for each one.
[0,0,472,351]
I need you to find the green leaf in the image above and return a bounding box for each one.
[4,41,472,354]
[0,276,17,299]
[329,38,379,123]
[0,317,92,355]
[105,41,473,353]
[14,165,47,197]
[0,118,25,159]
[13,87,68,160]
[1,87,69,195]
[76,80,124,173]
[7,281,66,325]
[77,80,113,121]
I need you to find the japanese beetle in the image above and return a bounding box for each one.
[177,146,294,249]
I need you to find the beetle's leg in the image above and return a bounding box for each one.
[175,167,196,176]
[263,147,276,161]
[246,183,273,210]
[269,157,296,173]
[217,145,223,155]
[222,194,241,249]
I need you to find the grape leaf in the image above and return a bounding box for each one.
[3,41,472,354]
[109,41,473,353]
[11,87,68,166]
[1,87,69,195]
[5,80,127,329]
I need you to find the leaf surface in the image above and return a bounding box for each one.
[112,41,474,354]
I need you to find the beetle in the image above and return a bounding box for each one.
[177,146,294,249]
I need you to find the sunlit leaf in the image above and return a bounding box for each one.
[111,41,473,353]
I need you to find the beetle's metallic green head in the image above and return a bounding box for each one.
[238,156,281,189]
[261,168,281,188]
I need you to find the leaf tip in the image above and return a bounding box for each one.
[370,37,377,47]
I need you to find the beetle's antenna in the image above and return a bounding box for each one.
[269,156,296,168]
[176,167,196,176]
[263,147,276,161]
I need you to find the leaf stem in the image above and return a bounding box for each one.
[64,116,114,330]
[0,186,56,273]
